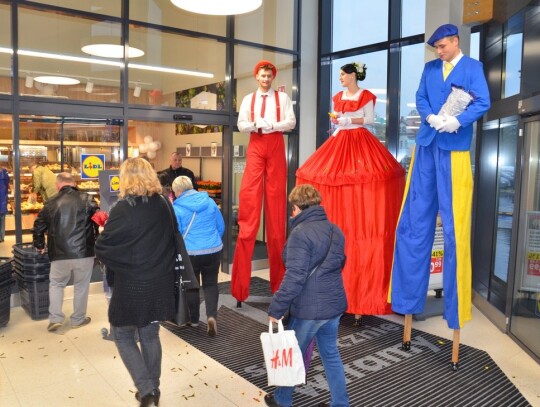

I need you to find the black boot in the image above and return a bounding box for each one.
[137,389,160,407]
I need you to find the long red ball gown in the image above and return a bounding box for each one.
[296,90,405,315]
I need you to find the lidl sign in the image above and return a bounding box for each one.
[109,174,120,193]
[81,154,105,179]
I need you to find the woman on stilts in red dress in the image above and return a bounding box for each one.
[296,62,405,325]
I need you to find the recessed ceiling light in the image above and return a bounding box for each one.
[81,43,144,59]
[170,0,262,15]
[34,76,80,85]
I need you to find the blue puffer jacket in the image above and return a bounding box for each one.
[173,189,224,255]
[268,205,347,320]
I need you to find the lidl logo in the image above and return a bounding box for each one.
[81,154,105,179]
[109,175,120,193]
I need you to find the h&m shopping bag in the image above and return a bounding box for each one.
[260,320,306,386]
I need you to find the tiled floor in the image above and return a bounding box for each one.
[1,236,540,406]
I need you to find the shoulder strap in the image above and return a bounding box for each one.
[307,225,334,279]
[160,194,178,234]
[250,92,256,122]
[183,212,196,239]
[275,90,281,121]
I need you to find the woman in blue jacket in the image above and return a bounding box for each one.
[265,184,349,407]
[172,176,224,337]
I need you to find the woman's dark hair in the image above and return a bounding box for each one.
[341,63,367,81]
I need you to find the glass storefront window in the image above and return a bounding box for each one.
[401,0,426,37]
[13,116,121,236]
[502,13,523,99]
[398,42,424,171]
[0,3,11,95]
[235,0,296,51]
[493,119,518,284]
[234,46,295,113]
[18,7,122,103]
[332,0,388,51]
[127,119,223,192]
[510,118,540,359]
[331,51,388,145]
[29,1,121,17]
[129,26,226,108]
[132,0,226,37]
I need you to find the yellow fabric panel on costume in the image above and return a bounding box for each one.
[450,151,473,327]
[388,146,416,302]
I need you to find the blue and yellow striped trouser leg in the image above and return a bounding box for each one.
[390,142,473,329]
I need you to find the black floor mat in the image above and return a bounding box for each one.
[163,278,531,407]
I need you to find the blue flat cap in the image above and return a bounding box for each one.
[427,24,459,46]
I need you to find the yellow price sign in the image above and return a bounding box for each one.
[109,175,120,192]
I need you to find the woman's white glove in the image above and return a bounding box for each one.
[337,116,352,126]
[438,115,460,133]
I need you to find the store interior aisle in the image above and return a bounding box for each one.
[0,264,539,406]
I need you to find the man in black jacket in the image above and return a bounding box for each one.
[33,172,99,332]
[158,152,198,197]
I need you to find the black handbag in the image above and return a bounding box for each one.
[175,278,190,326]
[161,195,200,291]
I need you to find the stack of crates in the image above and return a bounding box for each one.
[0,257,15,327]
[12,243,50,320]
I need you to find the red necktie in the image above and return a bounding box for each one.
[258,94,268,134]
[260,94,267,118]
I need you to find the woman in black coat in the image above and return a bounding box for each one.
[95,157,175,407]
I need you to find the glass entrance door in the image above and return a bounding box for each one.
[510,117,540,359]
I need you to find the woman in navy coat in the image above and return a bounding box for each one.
[265,184,349,407]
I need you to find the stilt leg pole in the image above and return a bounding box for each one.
[402,314,412,350]
[451,329,460,371]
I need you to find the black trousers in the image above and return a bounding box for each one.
[186,251,221,323]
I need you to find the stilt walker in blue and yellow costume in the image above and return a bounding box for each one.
[389,24,490,369]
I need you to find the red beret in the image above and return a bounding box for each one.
[253,60,277,77]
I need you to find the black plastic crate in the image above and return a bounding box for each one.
[0,257,13,284]
[0,278,15,327]
[13,268,50,283]
[12,243,50,264]
[13,258,50,276]
[17,277,49,320]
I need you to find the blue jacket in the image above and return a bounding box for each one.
[173,189,224,255]
[415,55,490,151]
[268,205,347,320]
[0,168,9,215]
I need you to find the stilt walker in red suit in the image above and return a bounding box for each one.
[232,61,296,303]
[297,62,405,325]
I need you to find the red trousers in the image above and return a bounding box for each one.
[231,132,287,301]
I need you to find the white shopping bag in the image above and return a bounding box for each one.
[260,320,306,386]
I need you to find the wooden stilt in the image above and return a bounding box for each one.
[402,314,412,350]
[353,314,362,327]
[451,329,460,371]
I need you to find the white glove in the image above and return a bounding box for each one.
[255,118,272,131]
[438,115,460,133]
[337,116,352,126]
[427,114,445,130]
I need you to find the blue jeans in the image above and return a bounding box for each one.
[273,315,349,407]
[112,322,161,397]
